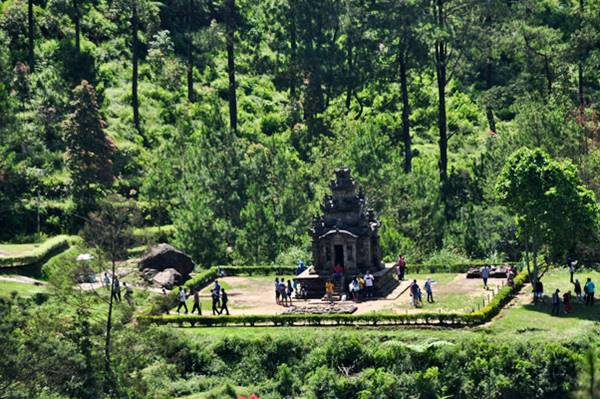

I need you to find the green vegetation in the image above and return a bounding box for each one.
[1,0,600,397]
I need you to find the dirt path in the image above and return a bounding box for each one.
[0,275,46,285]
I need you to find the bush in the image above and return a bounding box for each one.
[0,235,80,268]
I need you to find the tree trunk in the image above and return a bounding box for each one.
[225,0,237,133]
[578,0,585,108]
[399,56,411,173]
[345,39,353,112]
[485,61,496,133]
[103,258,115,394]
[186,0,194,103]
[435,44,448,184]
[131,1,147,146]
[28,0,34,71]
[434,0,448,184]
[74,0,81,53]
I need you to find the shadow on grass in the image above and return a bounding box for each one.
[521,301,600,322]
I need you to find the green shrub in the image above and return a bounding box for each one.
[0,235,80,268]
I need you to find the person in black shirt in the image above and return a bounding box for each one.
[220,289,230,315]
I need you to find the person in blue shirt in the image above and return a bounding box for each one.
[584,278,595,306]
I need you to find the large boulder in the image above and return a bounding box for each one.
[152,268,183,289]
[138,243,195,277]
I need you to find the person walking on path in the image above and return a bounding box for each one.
[325,279,334,304]
[279,278,288,306]
[191,290,201,315]
[274,278,281,304]
[551,289,560,316]
[103,272,111,290]
[123,282,133,306]
[424,278,434,303]
[535,280,544,304]
[349,277,360,302]
[585,278,595,306]
[112,276,122,303]
[176,287,188,314]
[563,291,572,314]
[211,288,220,315]
[396,255,406,281]
[220,289,230,315]
[287,280,294,306]
[573,279,583,303]
[364,271,375,299]
[481,265,491,290]
[410,280,421,307]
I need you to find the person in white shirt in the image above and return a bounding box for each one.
[177,287,188,314]
[364,271,375,298]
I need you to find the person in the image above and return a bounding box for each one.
[211,288,220,315]
[480,265,490,289]
[551,289,560,316]
[287,280,294,306]
[396,255,406,281]
[300,284,308,299]
[535,280,544,303]
[213,280,222,296]
[217,266,225,278]
[177,287,188,314]
[103,272,111,289]
[296,260,306,275]
[567,256,573,283]
[325,279,334,304]
[191,290,201,315]
[424,278,434,303]
[573,279,583,303]
[563,291,572,314]
[349,277,360,302]
[112,276,122,303]
[274,278,281,304]
[410,280,420,307]
[220,289,230,315]
[507,268,514,287]
[279,278,288,306]
[123,282,133,306]
[364,271,375,299]
[357,274,366,300]
[585,278,595,306]
[333,264,344,282]
[416,285,423,305]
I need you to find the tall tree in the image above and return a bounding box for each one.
[225,0,237,132]
[372,0,426,173]
[131,0,141,137]
[27,0,34,71]
[82,196,138,395]
[186,0,195,102]
[63,81,114,216]
[496,148,599,298]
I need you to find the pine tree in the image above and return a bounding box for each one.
[63,80,114,217]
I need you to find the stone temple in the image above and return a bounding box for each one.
[296,167,398,298]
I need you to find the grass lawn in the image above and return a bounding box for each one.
[0,243,40,257]
[175,268,600,345]
[0,280,47,297]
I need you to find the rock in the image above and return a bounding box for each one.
[138,243,195,277]
[152,268,183,289]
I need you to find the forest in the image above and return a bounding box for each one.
[1,0,599,265]
[1,0,600,398]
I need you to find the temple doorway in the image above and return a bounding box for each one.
[334,245,344,268]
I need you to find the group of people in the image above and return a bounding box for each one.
[274,277,295,306]
[103,272,133,306]
[176,280,230,316]
[349,271,375,301]
[542,256,596,316]
[409,278,434,307]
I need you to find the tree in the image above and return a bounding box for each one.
[495,148,599,294]
[371,0,426,172]
[428,0,471,184]
[82,195,138,395]
[63,80,114,217]
[225,0,237,132]
[27,0,34,71]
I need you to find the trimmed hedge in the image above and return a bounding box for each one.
[0,235,80,268]
[142,270,527,327]
[133,225,175,243]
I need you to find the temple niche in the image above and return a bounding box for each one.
[312,167,382,275]
[296,167,398,298]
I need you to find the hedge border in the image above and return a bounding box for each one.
[0,235,80,268]
[142,270,527,327]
